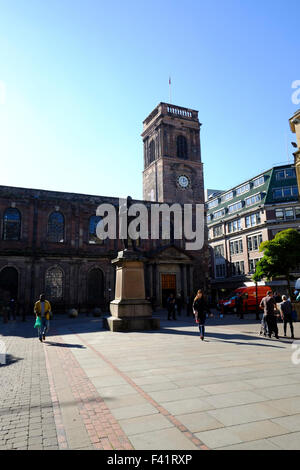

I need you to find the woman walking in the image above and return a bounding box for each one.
[193,289,210,340]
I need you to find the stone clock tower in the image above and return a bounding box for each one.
[142,102,204,204]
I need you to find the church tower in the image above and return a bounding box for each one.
[142,102,204,204]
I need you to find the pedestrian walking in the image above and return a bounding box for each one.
[193,289,210,341]
[279,295,294,339]
[259,290,279,339]
[167,293,176,320]
[34,293,52,342]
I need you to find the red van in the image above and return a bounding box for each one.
[219,285,272,313]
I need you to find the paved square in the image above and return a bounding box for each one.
[1,312,300,450]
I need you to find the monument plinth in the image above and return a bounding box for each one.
[105,250,160,332]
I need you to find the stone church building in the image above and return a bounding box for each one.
[0,103,210,315]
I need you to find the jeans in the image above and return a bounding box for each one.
[38,317,49,339]
[198,323,205,337]
[283,315,294,337]
[261,315,269,335]
[266,315,278,337]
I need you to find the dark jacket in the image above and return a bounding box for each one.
[193,297,210,324]
[280,300,293,318]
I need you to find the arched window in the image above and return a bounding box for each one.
[177,135,188,159]
[87,268,104,306]
[149,140,155,164]
[45,266,63,301]
[89,216,104,245]
[3,208,21,240]
[47,212,64,243]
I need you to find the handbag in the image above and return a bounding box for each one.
[34,316,42,329]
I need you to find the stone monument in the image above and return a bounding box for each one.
[104,197,160,332]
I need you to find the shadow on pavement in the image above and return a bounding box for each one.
[44,341,86,349]
[0,354,23,367]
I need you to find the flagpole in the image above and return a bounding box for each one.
[169,76,172,104]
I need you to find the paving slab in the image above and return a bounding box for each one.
[128,427,199,450]
[118,413,174,436]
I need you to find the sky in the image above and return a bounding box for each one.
[0,0,299,199]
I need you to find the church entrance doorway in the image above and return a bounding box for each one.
[0,267,18,303]
[87,268,104,308]
[161,273,176,308]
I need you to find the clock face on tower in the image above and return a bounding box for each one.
[177,174,190,189]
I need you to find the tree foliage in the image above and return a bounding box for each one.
[253,229,300,295]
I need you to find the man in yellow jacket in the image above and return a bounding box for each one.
[34,294,52,342]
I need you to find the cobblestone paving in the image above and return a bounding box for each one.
[0,321,59,450]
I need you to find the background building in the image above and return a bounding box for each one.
[206,164,300,303]
[289,109,300,198]
[0,103,210,316]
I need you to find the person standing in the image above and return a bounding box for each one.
[176,293,182,317]
[236,294,244,319]
[193,289,210,341]
[259,291,279,339]
[279,295,294,339]
[9,298,16,321]
[34,293,52,342]
[167,293,176,320]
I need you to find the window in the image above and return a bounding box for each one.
[253,176,264,188]
[215,264,226,278]
[89,216,104,245]
[227,219,241,233]
[177,135,188,159]
[245,193,261,206]
[275,168,296,180]
[285,208,294,220]
[221,192,233,203]
[213,225,223,237]
[249,258,260,273]
[45,267,63,301]
[213,209,225,220]
[232,261,245,276]
[213,244,225,258]
[275,207,300,220]
[245,212,261,228]
[149,140,155,164]
[207,199,218,210]
[247,234,263,252]
[228,201,242,213]
[3,208,21,241]
[47,212,64,243]
[229,239,243,255]
[275,208,284,220]
[236,183,250,195]
[273,186,298,199]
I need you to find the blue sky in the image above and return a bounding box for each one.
[0,0,299,199]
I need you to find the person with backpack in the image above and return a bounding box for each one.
[193,289,210,341]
